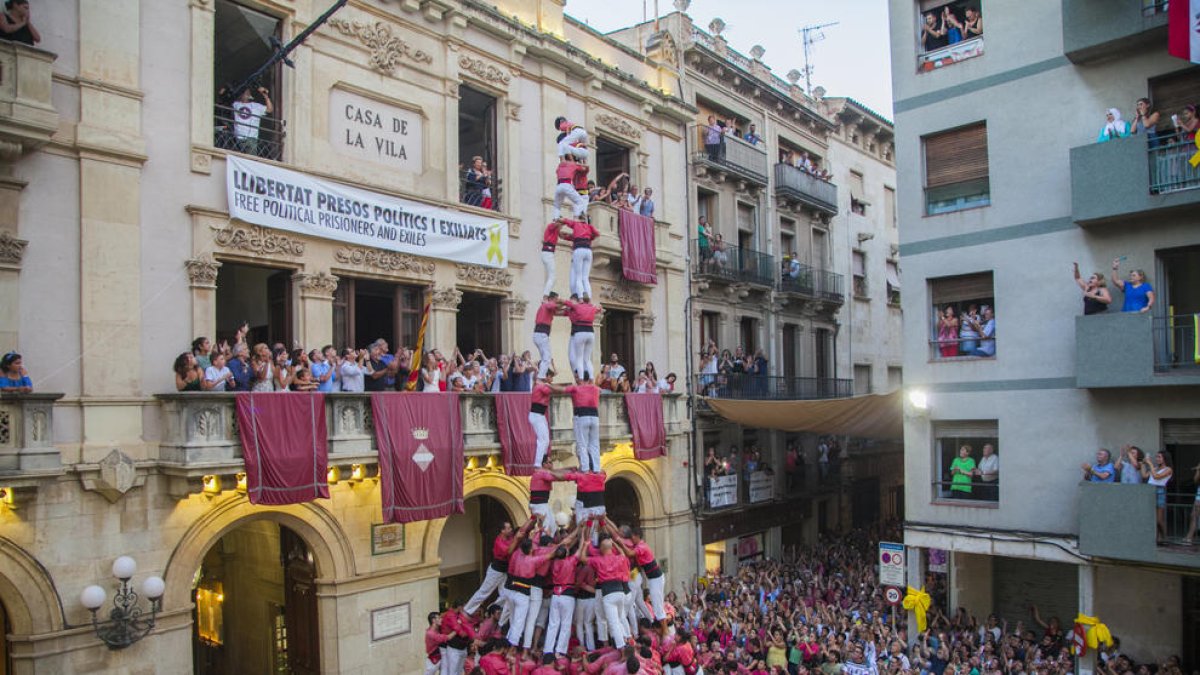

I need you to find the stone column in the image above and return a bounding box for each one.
[185,256,221,342]
[0,172,27,352]
[429,286,463,353]
[501,297,527,355]
[906,546,926,648]
[503,101,522,218]
[636,312,656,370]
[293,271,338,349]
[1077,564,1097,675]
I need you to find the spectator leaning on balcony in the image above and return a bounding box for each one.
[203,352,236,392]
[1097,108,1130,143]
[1173,103,1198,142]
[638,188,655,218]
[921,11,948,52]
[227,343,252,391]
[1073,262,1112,314]
[174,352,204,392]
[1111,258,1155,313]
[743,124,762,146]
[958,303,981,354]
[964,306,996,357]
[1114,445,1145,484]
[0,0,40,46]
[0,351,32,392]
[937,305,959,358]
[704,115,723,161]
[975,443,999,501]
[339,348,369,392]
[191,337,213,370]
[1082,448,1116,482]
[949,444,976,499]
[1130,97,1161,148]
[1144,450,1173,541]
[231,86,273,156]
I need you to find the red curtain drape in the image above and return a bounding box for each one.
[494,393,537,476]
[619,209,658,284]
[372,393,465,523]
[624,392,665,460]
[236,392,330,505]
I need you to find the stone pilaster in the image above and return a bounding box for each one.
[429,285,462,352]
[185,256,221,344]
[294,271,339,349]
[0,175,28,352]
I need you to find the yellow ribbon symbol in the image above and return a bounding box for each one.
[903,586,931,633]
[486,223,504,265]
[1190,132,1200,169]
[1073,614,1112,650]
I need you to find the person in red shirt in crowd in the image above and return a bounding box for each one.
[529,370,568,470]
[543,531,586,660]
[504,520,556,648]
[609,521,668,626]
[564,373,602,471]
[553,158,589,221]
[476,603,504,644]
[574,543,601,651]
[563,469,607,533]
[438,598,476,675]
[479,640,515,675]
[531,293,565,379]
[563,293,601,382]
[465,520,517,616]
[524,527,580,654]
[663,628,698,675]
[566,219,600,300]
[424,610,450,675]
[579,522,635,650]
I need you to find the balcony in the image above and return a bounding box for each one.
[587,201,671,274]
[1070,135,1200,226]
[0,41,58,155]
[774,163,838,216]
[0,393,63,475]
[214,104,286,162]
[688,124,769,188]
[693,372,853,400]
[1062,0,1169,64]
[155,392,684,491]
[690,238,775,289]
[1075,313,1200,388]
[777,262,845,305]
[1078,481,1197,568]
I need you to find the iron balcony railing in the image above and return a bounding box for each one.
[214,104,286,161]
[689,124,770,185]
[691,238,775,287]
[1148,137,1200,195]
[932,479,1000,503]
[1154,314,1200,372]
[693,372,854,400]
[778,262,845,303]
[459,169,502,211]
[774,163,839,215]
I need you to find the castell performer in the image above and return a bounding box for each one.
[528,455,567,535]
[564,377,602,472]
[555,116,589,162]
[563,468,606,531]
[464,520,516,616]
[543,538,582,660]
[565,217,599,300]
[564,294,601,381]
[532,293,563,378]
[503,520,554,648]
[552,157,590,221]
[578,522,634,649]
[437,599,475,675]
[614,521,667,625]
[539,222,566,299]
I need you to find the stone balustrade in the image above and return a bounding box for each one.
[0,393,62,474]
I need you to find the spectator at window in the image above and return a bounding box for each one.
[936,305,959,357]
[1172,104,1198,142]
[0,351,32,392]
[704,116,723,161]
[638,188,655,218]
[711,233,729,271]
[249,343,274,392]
[659,372,676,393]
[174,352,204,392]
[0,0,40,46]
[228,343,252,391]
[958,303,981,354]
[480,161,495,210]
[743,124,762,146]
[1081,448,1116,482]
[949,444,976,499]
[418,351,442,393]
[340,348,369,392]
[965,306,996,357]
[510,351,534,392]
[962,4,983,37]
[191,337,213,370]
[231,86,273,156]
[921,11,948,52]
[1144,450,1173,540]
[633,370,652,393]
[1073,263,1112,314]
[1097,108,1130,143]
[1114,445,1144,484]
[1111,258,1155,313]
[463,156,489,208]
[974,443,998,501]
[696,216,713,269]
[941,5,964,44]
[607,354,626,382]
[1129,98,1161,148]
[1182,463,1200,545]
[786,254,802,280]
[291,367,318,392]
[643,361,659,387]
[273,348,293,391]
[699,343,719,395]
[203,352,236,391]
[613,371,631,393]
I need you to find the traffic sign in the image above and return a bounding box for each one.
[878,541,906,587]
[884,586,902,606]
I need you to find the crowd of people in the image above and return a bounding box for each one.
[1072,259,1155,316]
[1096,99,1198,146]
[920,3,983,53]
[778,149,832,183]
[1081,446,1200,545]
[934,304,996,359]
[697,341,770,397]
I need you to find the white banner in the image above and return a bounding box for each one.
[226,155,508,268]
[748,471,773,504]
[707,474,738,509]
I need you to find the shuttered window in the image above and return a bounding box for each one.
[934,420,998,439]
[931,272,993,306]
[1163,419,1200,445]
[924,123,989,188]
[850,170,865,198]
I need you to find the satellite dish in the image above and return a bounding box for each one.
[708,17,726,36]
[750,45,765,60]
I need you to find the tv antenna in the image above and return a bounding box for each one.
[799,21,838,96]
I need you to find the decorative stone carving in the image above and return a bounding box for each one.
[0,409,9,445]
[294,271,340,299]
[639,313,656,333]
[505,298,528,320]
[84,449,145,504]
[329,19,434,75]
[185,256,222,288]
[456,264,513,288]
[193,408,223,440]
[213,224,305,258]
[0,230,28,266]
[597,283,644,307]
[446,81,460,98]
[458,54,511,87]
[506,102,522,121]
[595,113,642,140]
[191,150,212,174]
[431,286,463,310]
[335,246,435,277]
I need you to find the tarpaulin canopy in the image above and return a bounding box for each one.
[703,390,903,440]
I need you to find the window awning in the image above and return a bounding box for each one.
[886,262,901,289]
[703,390,903,440]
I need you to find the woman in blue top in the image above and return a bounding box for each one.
[1111,258,1155,313]
[0,352,32,393]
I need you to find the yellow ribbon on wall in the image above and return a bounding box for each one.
[487,224,504,265]
[1190,133,1200,168]
[903,586,931,633]
[1073,614,1113,650]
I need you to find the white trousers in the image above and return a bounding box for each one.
[440,647,467,675]
[574,596,597,651]
[530,502,555,537]
[568,332,595,381]
[553,183,588,219]
[425,653,441,675]
[540,250,557,297]
[505,590,531,646]
[601,591,629,647]
[558,127,589,160]
[529,411,551,468]
[573,415,600,472]
[646,573,667,621]
[521,586,543,648]
[623,588,638,638]
[532,332,552,379]
[570,248,594,298]
[593,589,608,642]
[465,564,506,615]
[629,572,651,623]
[545,594,576,655]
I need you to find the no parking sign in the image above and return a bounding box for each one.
[878,541,906,587]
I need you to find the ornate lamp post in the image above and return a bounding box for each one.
[79,556,165,650]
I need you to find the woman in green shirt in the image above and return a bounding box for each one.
[950,444,976,498]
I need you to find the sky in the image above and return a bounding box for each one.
[563,0,895,119]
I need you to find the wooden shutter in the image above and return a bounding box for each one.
[1149,66,1200,132]
[1162,419,1200,445]
[933,420,998,439]
[931,271,993,305]
[924,123,989,188]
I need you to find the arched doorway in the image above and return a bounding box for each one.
[605,476,641,530]
[438,495,516,609]
[192,522,319,675]
[1,600,10,675]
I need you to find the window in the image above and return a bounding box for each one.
[887,366,903,391]
[739,317,758,354]
[332,279,423,351]
[886,260,902,305]
[214,0,285,160]
[849,171,868,215]
[853,364,872,395]
[884,186,897,228]
[595,136,632,196]
[1155,245,1200,370]
[812,228,828,269]
[458,86,499,210]
[697,189,717,227]
[929,271,994,359]
[924,123,990,215]
[456,292,502,357]
[603,309,636,377]
[215,262,293,348]
[700,311,720,352]
[933,420,999,503]
[852,250,868,298]
[917,0,984,72]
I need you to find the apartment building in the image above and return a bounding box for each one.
[891,0,1199,663]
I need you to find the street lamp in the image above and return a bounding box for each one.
[79,556,165,650]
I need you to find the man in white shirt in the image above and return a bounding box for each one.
[231,86,274,155]
[607,354,625,381]
[976,443,999,501]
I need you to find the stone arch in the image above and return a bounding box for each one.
[162,497,356,610]
[421,472,531,565]
[601,455,665,519]
[0,536,64,635]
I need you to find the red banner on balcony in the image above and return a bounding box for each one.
[1168,0,1200,64]
[618,209,658,284]
[372,393,465,523]
[624,393,665,460]
[494,393,537,476]
[236,392,330,505]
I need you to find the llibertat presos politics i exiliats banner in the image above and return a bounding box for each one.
[225,155,509,268]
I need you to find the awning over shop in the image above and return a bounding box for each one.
[703,390,903,440]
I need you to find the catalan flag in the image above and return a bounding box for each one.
[405,300,431,391]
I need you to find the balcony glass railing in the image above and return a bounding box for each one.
[214,104,286,161]
[1154,314,1200,372]
[689,125,769,184]
[691,238,775,286]
[773,163,839,214]
[693,372,853,400]
[1148,138,1200,195]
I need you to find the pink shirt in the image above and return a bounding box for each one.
[492,534,514,562]
[532,382,553,409]
[530,469,555,493]
[551,557,578,587]
[588,550,631,583]
[535,301,559,325]
[565,301,600,326]
[565,384,600,409]
[509,548,544,578]
[564,470,606,493]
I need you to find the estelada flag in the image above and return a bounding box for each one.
[1168,0,1200,64]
